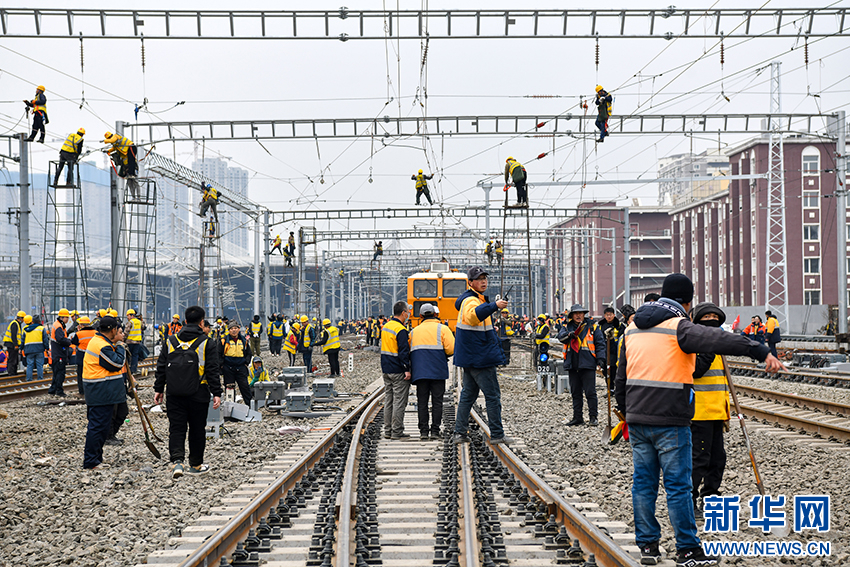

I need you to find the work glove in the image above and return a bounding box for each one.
[604,327,616,340]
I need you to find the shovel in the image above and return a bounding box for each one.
[720,355,790,537]
[126,367,162,442]
[603,336,613,442]
[125,363,162,459]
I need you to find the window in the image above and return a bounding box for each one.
[803,225,819,240]
[804,258,820,274]
[412,279,438,298]
[804,290,821,305]
[803,191,819,208]
[441,279,468,298]
[803,155,819,174]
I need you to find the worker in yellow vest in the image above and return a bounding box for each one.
[284,322,300,366]
[298,315,315,371]
[504,157,528,206]
[54,128,85,186]
[534,313,550,364]
[4,310,25,375]
[20,315,49,382]
[24,85,48,143]
[249,315,263,357]
[199,182,219,223]
[125,309,145,374]
[314,319,341,376]
[411,169,434,205]
[248,356,270,386]
[221,321,252,403]
[103,131,137,178]
[271,234,283,255]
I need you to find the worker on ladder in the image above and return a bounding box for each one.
[23,85,48,143]
[412,169,434,206]
[494,240,504,266]
[504,157,528,207]
[271,234,283,255]
[594,85,613,143]
[53,128,85,187]
[199,183,219,223]
[485,241,494,266]
[373,241,383,263]
[103,131,137,178]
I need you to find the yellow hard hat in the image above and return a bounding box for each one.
[24,315,33,324]
[36,85,45,92]
[506,329,514,336]
[16,311,25,318]
[58,308,70,317]
[109,309,118,317]
[70,310,78,316]
[418,169,423,173]
[126,309,136,315]
[292,322,301,330]
[78,128,85,135]
[322,318,331,325]
[78,316,91,325]
[506,157,514,162]
[172,314,180,319]
[595,85,604,92]
[98,309,107,317]
[537,313,546,319]
[300,315,308,322]
[103,131,112,141]
[501,308,509,313]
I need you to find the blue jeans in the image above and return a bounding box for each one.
[595,117,608,139]
[25,351,44,382]
[454,366,504,439]
[302,349,313,371]
[630,424,701,551]
[127,342,141,374]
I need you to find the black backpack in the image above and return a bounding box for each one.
[165,335,208,396]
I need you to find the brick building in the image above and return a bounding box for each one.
[670,136,849,308]
[545,201,672,314]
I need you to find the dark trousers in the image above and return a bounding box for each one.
[515,180,528,204]
[49,356,67,395]
[691,420,727,504]
[127,342,141,374]
[6,346,19,374]
[166,394,209,467]
[28,111,46,142]
[768,341,779,358]
[223,364,252,403]
[268,338,281,354]
[249,337,261,357]
[288,352,297,366]
[112,402,129,437]
[302,349,313,371]
[416,187,433,205]
[454,366,504,439]
[327,348,340,376]
[568,368,598,421]
[595,116,609,139]
[83,404,114,468]
[54,150,77,185]
[77,362,85,395]
[416,379,446,436]
[126,145,138,177]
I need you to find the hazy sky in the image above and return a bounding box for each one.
[2,0,848,253]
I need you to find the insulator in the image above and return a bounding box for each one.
[141,37,146,70]
[536,121,546,128]
[595,39,600,68]
[79,34,84,71]
[537,152,547,160]
[804,38,809,67]
[720,41,725,66]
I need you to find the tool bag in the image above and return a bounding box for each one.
[164,335,208,396]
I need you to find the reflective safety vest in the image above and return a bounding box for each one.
[409,319,455,382]
[250,322,263,337]
[693,355,731,421]
[302,324,313,348]
[127,317,143,342]
[284,330,298,353]
[507,160,526,182]
[168,321,182,336]
[273,236,281,247]
[495,244,503,254]
[167,335,208,383]
[222,336,247,359]
[0,352,6,372]
[76,328,97,352]
[380,319,407,357]
[61,133,83,155]
[105,134,133,156]
[563,323,597,359]
[50,320,65,343]
[83,335,125,382]
[535,324,550,345]
[24,325,46,347]
[4,319,21,344]
[32,95,46,113]
[204,186,218,201]
[322,326,340,353]
[415,173,428,189]
[270,321,285,338]
[249,365,270,386]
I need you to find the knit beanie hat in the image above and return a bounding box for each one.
[661,273,694,305]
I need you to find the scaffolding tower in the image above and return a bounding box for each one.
[198,218,223,320]
[112,176,157,318]
[41,161,90,314]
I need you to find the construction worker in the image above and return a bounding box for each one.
[125,309,145,374]
[594,85,613,143]
[297,315,314,372]
[365,317,375,346]
[167,314,183,337]
[271,234,283,255]
[412,169,434,205]
[741,315,766,345]
[222,322,252,404]
[598,306,622,391]
[557,304,605,426]
[764,310,782,357]
[484,241,493,265]
[314,319,341,377]
[284,322,300,366]
[373,241,383,262]
[0,349,7,375]
[409,303,455,441]
[339,268,345,280]
[534,313,550,364]
[504,157,528,206]
[21,315,48,383]
[249,315,263,356]
[381,301,413,440]
[282,245,294,267]
[287,232,296,255]
[199,183,219,223]
[269,314,286,356]
[494,240,504,266]
[49,308,73,397]
[24,85,48,143]
[102,131,137,178]
[4,311,26,375]
[614,274,784,567]
[54,128,85,186]
[70,316,97,396]
[248,356,270,386]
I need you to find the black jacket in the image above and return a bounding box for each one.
[154,324,222,400]
[614,299,769,426]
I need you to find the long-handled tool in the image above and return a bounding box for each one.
[125,362,161,459]
[603,335,613,441]
[126,367,161,442]
[720,355,789,537]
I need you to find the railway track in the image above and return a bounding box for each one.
[142,380,642,567]
[728,360,850,387]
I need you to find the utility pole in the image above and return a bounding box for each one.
[18,134,31,311]
[110,120,127,315]
[262,211,270,319]
[253,213,260,317]
[833,111,848,337]
[624,207,631,305]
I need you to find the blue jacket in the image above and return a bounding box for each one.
[409,318,455,382]
[453,289,505,369]
[21,322,49,355]
[83,333,128,407]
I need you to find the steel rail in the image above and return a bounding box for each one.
[470,410,641,567]
[459,443,481,567]
[728,363,850,384]
[738,400,850,442]
[336,392,385,567]
[177,385,385,567]
[735,384,850,417]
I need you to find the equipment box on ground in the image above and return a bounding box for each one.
[285,391,313,412]
[312,378,336,399]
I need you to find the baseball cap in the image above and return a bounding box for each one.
[466,266,489,280]
[100,316,119,331]
[419,303,438,316]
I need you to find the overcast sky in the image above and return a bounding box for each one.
[2,0,848,254]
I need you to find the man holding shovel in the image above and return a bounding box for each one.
[81,316,127,470]
[614,274,785,567]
